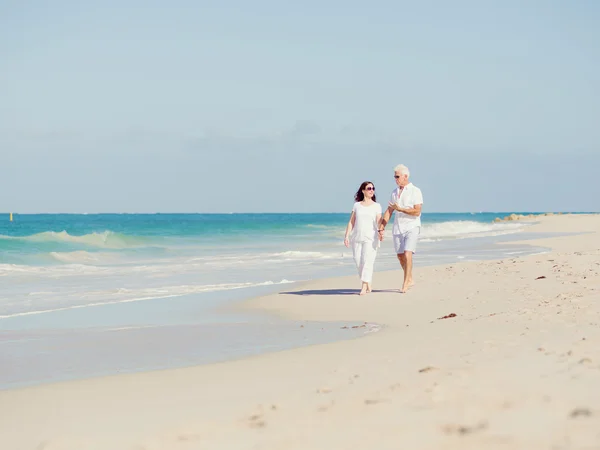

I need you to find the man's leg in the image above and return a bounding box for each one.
[395,234,407,292]
[401,250,413,293]
[397,252,406,273]
[401,227,420,292]
[394,234,409,292]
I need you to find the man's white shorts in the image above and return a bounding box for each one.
[393,227,420,254]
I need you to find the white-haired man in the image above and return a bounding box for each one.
[378,164,423,293]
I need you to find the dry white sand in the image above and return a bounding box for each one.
[1,214,599,450]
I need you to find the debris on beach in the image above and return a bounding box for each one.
[437,313,457,320]
[535,276,547,280]
[341,322,368,329]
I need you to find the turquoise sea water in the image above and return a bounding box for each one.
[0,212,557,388]
[0,212,542,318]
[1,212,522,261]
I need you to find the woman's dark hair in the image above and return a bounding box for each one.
[354,181,376,202]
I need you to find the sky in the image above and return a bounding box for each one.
[1,0,598,213]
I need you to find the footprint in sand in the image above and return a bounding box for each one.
[348,374,360,384]
[442,421,488,435]
[570,407,593,418]
[36,439,87,450]
[176,433,203,442]
[317,401,335,412]
[247,414,267,428]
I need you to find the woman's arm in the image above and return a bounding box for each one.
[376,213,384,240]
[343,211,356,247]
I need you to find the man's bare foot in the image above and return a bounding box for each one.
[399,280,415,293]
[366,283,372,293]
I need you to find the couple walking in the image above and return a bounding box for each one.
[343,164,423,295]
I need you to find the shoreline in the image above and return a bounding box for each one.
[1,213,599,449]
[0,222,556,391]
[0,282,370,391]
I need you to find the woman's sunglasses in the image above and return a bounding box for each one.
[365,187,375,191]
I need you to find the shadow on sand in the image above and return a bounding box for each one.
[280,289,400,296]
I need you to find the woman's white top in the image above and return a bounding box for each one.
[351,202,382,242]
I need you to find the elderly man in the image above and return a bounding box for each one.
[378,164,423,293]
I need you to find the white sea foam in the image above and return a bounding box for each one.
[272,251,338,260]
[201,250,341,268]
[420,220,526,242]
[363,323,382,334]
[0,263,105,276]
[0,279,296,319]
[49,251,104,264]
[305,224,334,229]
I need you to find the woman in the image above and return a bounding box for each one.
[344,181,383,295]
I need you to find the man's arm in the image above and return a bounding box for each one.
[397,204,422,217]
[380,206,394,229]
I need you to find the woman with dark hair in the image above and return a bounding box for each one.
[343,181,383,295]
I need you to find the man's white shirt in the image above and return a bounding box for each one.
[389,183,424,234]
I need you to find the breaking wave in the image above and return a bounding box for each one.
[0,231,151,249]
[420,220,526,242]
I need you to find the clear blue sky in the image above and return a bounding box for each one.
[1,1,598,213]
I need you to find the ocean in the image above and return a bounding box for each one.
[0,212,537,319]
[0,212,549,388]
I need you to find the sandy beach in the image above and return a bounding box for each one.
[1,213,599,450]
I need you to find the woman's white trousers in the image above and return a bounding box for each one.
[351,239,378,283]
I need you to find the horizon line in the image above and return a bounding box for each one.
[2,211,597,216]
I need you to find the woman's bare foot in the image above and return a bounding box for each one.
[360,282,368,295]
[366,283,372,293]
